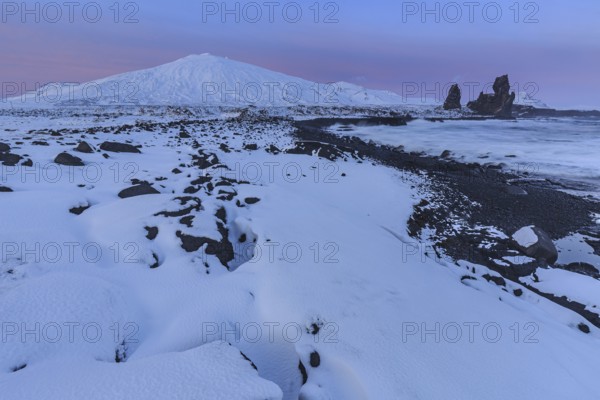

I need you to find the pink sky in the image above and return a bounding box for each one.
[2,0,599,108]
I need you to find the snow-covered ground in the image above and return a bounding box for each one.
[522,268,600,313]
[330,117,600,198]
[1,109,600,399]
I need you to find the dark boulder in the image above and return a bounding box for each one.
[482,274,507,287]
[467,75,516,118]
[298,361,308,384]
[440,150,452,159]
[512,226,558,265]
[145,226,159,240]
[443,84,461,110]
[0,153,22,166]
[563,262,599,278]
[118,184,160,199]
[150,252,160,269]
[179,130,191,139]
[266,144,281,154]
[0,142,11,152]
[176,228,234,268]
[69,203,91,215]
[578,323,591,334]
[309,351,321,368]
[75,141,95,153]
[100,141,141,153]
[0,186,13,193]
[193,151,220,169]
[54,152,84,166]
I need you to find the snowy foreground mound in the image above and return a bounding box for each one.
[3,54,405,108]
[1,108,600,399]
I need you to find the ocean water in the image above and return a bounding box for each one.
[330,117,600,198]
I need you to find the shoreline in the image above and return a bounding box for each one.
[293,116,600,328]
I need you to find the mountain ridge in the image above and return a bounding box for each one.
[5,54,406,107]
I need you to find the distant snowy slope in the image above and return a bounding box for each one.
[515,91,549,108]
[4,54,406,107]
[330,81,406,105]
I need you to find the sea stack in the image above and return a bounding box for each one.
[443,84,462,110]
[467,75,516,118]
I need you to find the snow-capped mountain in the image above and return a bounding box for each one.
[5,54,405,107]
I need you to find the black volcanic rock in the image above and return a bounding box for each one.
[70,203,91,215]
[298,361,308,385]
[310,351,321,368]
[0,153,22,166]
[54,152,84,166]
[176,230,234,268]
[145,226,159,240]
[75,141,95,153]
[443,84,461,110]
[579,323,591,334]
[513,226,558,265]
[118,184,160,199]
[467,75,516,118]
[100,141,141,153]
[0,142,10,153]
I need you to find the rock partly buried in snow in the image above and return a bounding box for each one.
[443,84,461,110]
[483,274,507,287]
[0,153,22,166]
[564,262,599,278]
[54,152,84,166]
[176,227,234,268]
[70,203,91,215]
[467,75,516,118]
[100,141,141,153]
[298,361,308,385]
[150,252,160,269]
[145,226,159,240]
[74,141,95,153]
[118,184,160,199]
[0,142,10,152]
[0,186,13,192]
[309,351,321,368]
[512,226,558,264]
[440,150,452,159]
